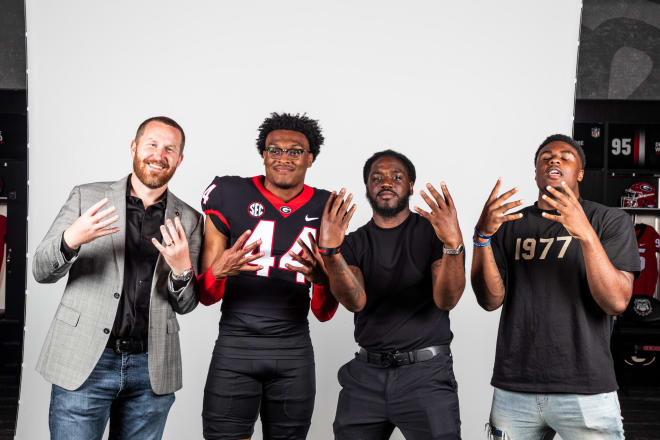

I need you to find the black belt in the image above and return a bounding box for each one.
[357,345,449,368]
[106,337,147,355]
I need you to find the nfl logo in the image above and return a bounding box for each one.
[591,127,601,138]
[280,206,292,214]
[248,202,264,218]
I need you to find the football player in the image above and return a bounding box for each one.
[197,113,337,440]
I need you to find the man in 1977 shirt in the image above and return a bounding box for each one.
[471,134,640,439]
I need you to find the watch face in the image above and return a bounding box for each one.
[444,244,464,255]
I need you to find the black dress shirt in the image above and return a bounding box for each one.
[110,181,166,342]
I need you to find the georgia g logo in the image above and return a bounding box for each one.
[248,202,265,218]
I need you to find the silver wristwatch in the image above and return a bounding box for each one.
[442,243,465,255]
[170,267,194,282]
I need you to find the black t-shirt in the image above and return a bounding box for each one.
[491,199,640,394]
[342,212,455,352]
[201,175,330,356]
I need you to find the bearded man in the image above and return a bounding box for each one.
[320,149,465,439]
[33,116,203,440]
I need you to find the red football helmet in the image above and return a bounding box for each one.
[621,182,657,208]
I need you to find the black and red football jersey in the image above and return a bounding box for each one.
[201,175,331,321]
[633,224,660,296]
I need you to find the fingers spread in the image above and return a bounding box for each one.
[496,200,523,215]
[501,212,524,223]
[541,193,562,210]
[496,186,519,206]
[341,193,354,216]
[166,219,179,244]
[426,183,447,209]
[323,192,336,217]
[160,224,173,246]
[414,206,431,219]
[344,204,357,225]
[487,178,502,203]
[331,189,347,216]
[240,252,264,265]
[98,227,120,238]
[234,229,252,249]
[151,237,166,252]
[560,181,578,202]
[541,212,561,223]
[241,239,262,256]
[285,263,310,275]
[419,190,438,212]
[307,232,319,254]
[86,198,110,216]
[288,251,313,267]
[94,214,120,231]
[174,216,185,240]
[440,182,455,208]
[240,263,263,272]
[544,186,569,206]
[93,205,117,221]
[297,238,314,259]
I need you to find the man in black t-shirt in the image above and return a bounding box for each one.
[471,134,640,439]
[320,150,465,439]
[198,113,338,440]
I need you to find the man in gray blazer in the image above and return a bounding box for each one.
[33,116,203,440]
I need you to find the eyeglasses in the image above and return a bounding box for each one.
[265,147,310,159]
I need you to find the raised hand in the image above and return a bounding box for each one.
[319,189,356,248]
[541,181,594,241]
[475,178,524,237]
[63,198,120,249]
[208,229,264,278]
[414,182,463,248]
[151,217,192,275]
[285,232,330,285]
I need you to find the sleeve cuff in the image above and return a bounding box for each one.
[60,232,79,263]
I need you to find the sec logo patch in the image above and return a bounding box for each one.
[248,202,265,218]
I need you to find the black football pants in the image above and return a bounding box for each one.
[202,353,315,440]
[333,351,461,440]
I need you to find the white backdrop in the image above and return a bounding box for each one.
[19,1,581,439]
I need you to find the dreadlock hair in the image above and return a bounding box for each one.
[256,112,324,162]
[362,149,417,184]
[534,134,586,169]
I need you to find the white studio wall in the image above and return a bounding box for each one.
[20,1,581,439]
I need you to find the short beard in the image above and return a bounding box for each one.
[367,190,409,218]
[133,156,175,189]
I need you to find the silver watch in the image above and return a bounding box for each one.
[171,267,194,282]
[443,243,464,255]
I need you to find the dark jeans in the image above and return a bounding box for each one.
[49,348,175,440]
[334,351,461,440]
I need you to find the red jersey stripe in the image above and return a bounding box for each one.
[204,209,230,230]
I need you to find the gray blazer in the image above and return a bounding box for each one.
[33,176,203,395]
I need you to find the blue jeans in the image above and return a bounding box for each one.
[487,387,624,439]
[49,348,175,440]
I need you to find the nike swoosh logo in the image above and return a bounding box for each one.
[305,215,319,221]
